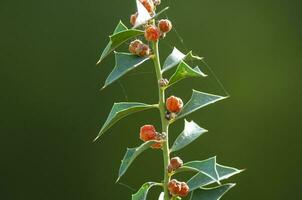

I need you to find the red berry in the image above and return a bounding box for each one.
[158,19,172,33]
[179,182,189,197]
[130,12,138,26]
[140,0,154,13]
[140,125,157,142]
[170,157,183,170]
[144,25,161,42]
[129,40,143,55]
[166,96,183,113]
[168,179,182,195]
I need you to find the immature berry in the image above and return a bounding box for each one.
[140,125,157,142]
[129,40,143,55]
[130,12,138,26]
[170,157,183,170]
[144,25,161,42]
[140,0,154,13]
[179,182,190,197]
[158,19,172,33]
[166,96,183,113]
[168,179,182,195]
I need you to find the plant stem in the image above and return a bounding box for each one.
[152,40,170,200]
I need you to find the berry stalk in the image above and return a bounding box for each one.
[151,25,170,200]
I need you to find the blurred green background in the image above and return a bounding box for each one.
[1,0,302,199]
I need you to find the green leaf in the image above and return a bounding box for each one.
[170,119,208,152]
[162,47,186,72]
[168,61,207,87]
[102,52,150,89]
[190,184,235,200]
[180,157,220,183]
[188,163,242,191]
[162,48,203,73]
[94,102,157,141]
[173,90,226,122]
[97,21,144,64]
[132,182,160,200]
[118,141,156,181]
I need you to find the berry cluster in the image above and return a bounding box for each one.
[168,179,190,197]
[129,0,172,57]
[144,19,172,42]
[139,125,163,149]
[129,40,150,57]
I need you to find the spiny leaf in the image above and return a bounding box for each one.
[162,47,185,72]
[190,183,236,200]
[102,52,150,89]
[132,182,160,200]
[168,61,207,87]
[162,48,203,73]
[97,21,144,64]
[170,119,208,152]
[94,103,157,141]
[173,90,226,123]
[180,157,220,183]
[188,163,243,191]
[118,141,156,181]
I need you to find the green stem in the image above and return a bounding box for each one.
[152,40,170,200]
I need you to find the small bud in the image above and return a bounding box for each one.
[158,19,172,33]
[140,125,157,142]
[168,179,182,195]
[166,96,183,113]
[152,0,161,6]
[144,25,161,42]
[159,78,169,87]
[167,164,173,173]
[169,157,183,170]
[179,182,189,197]
[130,12,138,26]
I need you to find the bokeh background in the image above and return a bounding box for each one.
[1,0,302,199]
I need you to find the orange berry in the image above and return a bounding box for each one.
[179,182,189,197]
[158,19,172,33]
[130,12,138,26]
[144,25,161,42]
[166,96,183,113]
[168,179,182,195]
[140,125,157,142]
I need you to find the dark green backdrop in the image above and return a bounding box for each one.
[1,0,302,199]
